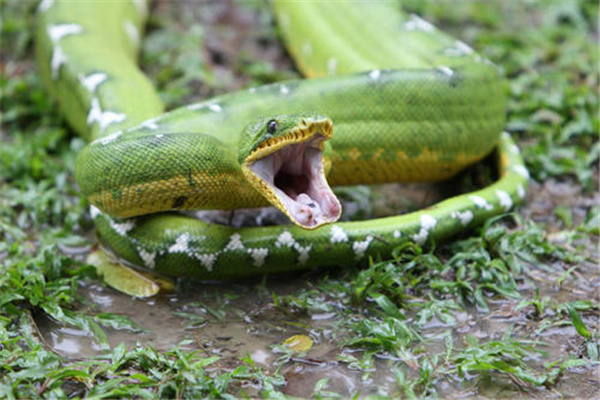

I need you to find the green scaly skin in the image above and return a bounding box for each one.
[35,0,161,141]
[35,0,529,280]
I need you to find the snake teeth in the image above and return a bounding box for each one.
[248,134,341,229]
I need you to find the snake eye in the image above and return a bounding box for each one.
[267,119,278,134]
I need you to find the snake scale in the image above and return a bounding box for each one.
[35,0,529,280]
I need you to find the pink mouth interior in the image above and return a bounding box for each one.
[249,135,341,228]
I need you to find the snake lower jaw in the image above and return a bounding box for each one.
[245,134,341,230]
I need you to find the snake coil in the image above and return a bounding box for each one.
[35,0,529,279]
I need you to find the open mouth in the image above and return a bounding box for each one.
[244,119,341,229]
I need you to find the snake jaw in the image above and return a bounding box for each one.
[243,118,341,229]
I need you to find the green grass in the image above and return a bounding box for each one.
[1,0,598,398]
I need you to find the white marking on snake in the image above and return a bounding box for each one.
[327,57,338,75]
[225,233,245,251]
[247,248,269,267]
[422,215,437,229]
[273,231,313,263]
[48,25,81,78]
[275,231,295,248]
[293,243,312,265]
[196,253,217,271]
[155,134,164,139]
[138,248,156,269]
[87,98,126,132]
[509,144,520,154]
[90,205,101,219]
[142,119,159,130]
[50,46,67,79]
[403,14,436,32]
[330,226,348,244]
[451,210,474,226]
[79,73,108,93]
[187,102,222,112]
[124,21,139,48]
[517,184,526,199]
[470,195,493,211]
[187,103,203,110]
[280,85,290,95]
[353,235,373,260]
[87,98,103,126]
[393,230,401,239]
[496,190,513,211]
[131,0,148,18]
[208,103,222,112]
[97,130,123,146]
[478,57,495,66]
[456,40,474,54]
[512,165,530,179]
[437,66,454,76]
[445,40,474,56]
[48,24,82,42]
[109,220,136,236]
[38,0,54,12]
[168,233,190,253]
[412,215,437,245]
[369,69,381,80]
[482,58,495,66]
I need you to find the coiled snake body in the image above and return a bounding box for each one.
[35,0,529,279]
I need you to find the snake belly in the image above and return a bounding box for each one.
[35,0,529,279]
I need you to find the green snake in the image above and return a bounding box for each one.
[35,0,529,280]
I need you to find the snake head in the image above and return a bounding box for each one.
[240,114,341,230]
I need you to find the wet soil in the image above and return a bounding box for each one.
[37,176,600,398]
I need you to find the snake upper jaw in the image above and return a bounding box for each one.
[243,120,341,229]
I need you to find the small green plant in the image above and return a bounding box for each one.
[449,332,549,386]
